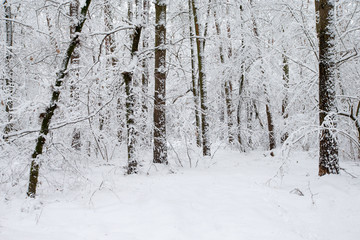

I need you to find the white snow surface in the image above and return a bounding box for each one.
[1,150,360,240]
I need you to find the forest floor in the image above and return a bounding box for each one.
[1,149,360,240]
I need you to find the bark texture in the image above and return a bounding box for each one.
[316,0,339,176]
[124,26,142,174]
[153,0,168,164]
[191,0,211,156]
[3,0,14,135]
[188,0,202,147]
[281,54,290,144]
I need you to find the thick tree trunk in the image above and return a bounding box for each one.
[191,0,211,156]
[27,0,92,198]
[153,0,168,164]
[316,0,339,176]
[124,26,142,174]
[188,0,202,147]
[3,0,14,135]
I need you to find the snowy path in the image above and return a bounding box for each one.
[1,151,360,240]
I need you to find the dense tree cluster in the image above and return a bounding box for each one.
[1,0,359,197]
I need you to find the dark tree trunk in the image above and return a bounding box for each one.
[188,0,202,147]
[281,54,290,144]
[69,0,81,150]
[213,4,235,145]
[237,71,245,147]
[237,4,245,149]
[27,0,92,198]
[104,0,117,67]
[124,26,142,174]
[246,101,253,148]
[153,0,168,164]
[316,0,339,176]
[140,0,150,145]
[191,0,211,156]
[3,0,14,135]
[266,104,276,150]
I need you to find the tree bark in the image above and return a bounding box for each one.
[141,0,150,112]
[69,0,81,150]
[213,3,235,145]
[266,104,276,150]
[124,26,142,174]
[27,0,92,198]
[281,54,290,144]
[191,0,211,156]
[140,0,150,146]
[237,71,245,148]
[3,0,14,135]
[188,0,202,147]
[153,0,168,164]
[316,0,339,176]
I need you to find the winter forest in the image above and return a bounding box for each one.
[1,0,360,239]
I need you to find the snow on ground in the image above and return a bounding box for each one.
[1,150,360,240]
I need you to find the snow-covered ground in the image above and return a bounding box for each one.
[1,150,360,240]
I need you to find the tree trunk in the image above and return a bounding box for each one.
[281,54,289,144]
[69,0,81,151]
[3,0,14,135]
[237,3,246,149]
[191,0,211,156]
[99,0,117,134]
[237,71,245,148]
[266,104,276,150]
[316,0,339,176]
[104,0,117,67]
[213,3,235,145]
[27,0,92,198]
[124,26,142,174]
[188,0,202,147]
[141,0,150,146]
[250,1,276,151]
[153,0,168,164]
